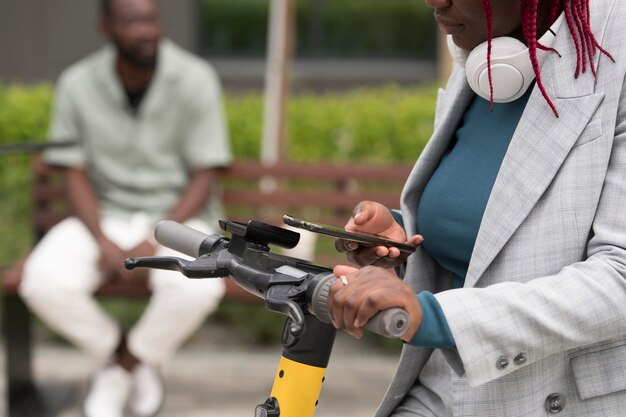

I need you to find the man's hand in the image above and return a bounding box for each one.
[118,240,157,284]
[327,265,423,342]
[335,201,422,268]
[97,237,155,284]
[96,236,126,282]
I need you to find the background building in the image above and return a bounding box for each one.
[0,0,438,91]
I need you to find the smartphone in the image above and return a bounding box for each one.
[282,214,417,254]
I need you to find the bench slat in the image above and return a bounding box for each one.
[224,162,411,181]
[223,190,400,209]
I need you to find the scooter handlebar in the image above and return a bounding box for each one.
[153,220,409,339]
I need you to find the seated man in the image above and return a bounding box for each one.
[19,0,232,416]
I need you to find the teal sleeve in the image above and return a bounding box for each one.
[390,209,404,229]
[408,291,456,349]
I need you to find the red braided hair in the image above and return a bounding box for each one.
[482,0,614,117]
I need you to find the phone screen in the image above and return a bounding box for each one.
[282,214,417,253]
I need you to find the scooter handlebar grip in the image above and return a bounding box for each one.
[154,220,209,257]
[363,307,409,339]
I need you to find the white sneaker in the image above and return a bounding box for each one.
[129,364,164,417]
[84,364,132,417]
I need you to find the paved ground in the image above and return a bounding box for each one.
[1,323,402,417]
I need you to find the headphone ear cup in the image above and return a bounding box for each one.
[464,37,536,103]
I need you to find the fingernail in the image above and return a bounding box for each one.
[354,319,361,328]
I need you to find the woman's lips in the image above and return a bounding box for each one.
[435,17,464,35]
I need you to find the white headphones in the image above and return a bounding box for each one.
[447,14,564,103]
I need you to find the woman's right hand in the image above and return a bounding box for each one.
[328,265,423,341]
[335,201,422,268]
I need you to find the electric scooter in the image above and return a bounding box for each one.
[125,219,408,417]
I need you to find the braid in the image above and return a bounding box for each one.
[522,0,559,116]
[482,0,494,108]
[573,0,590,75]
[481,0,614,117]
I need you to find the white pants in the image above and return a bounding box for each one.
[20,214,225,366]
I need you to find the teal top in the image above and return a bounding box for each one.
[409,88,532,348]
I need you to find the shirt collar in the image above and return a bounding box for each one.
[93,39,180,112]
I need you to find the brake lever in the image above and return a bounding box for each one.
[125,255,229,278]
[125,256,189,273]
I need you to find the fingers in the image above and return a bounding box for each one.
[333,265,358,277]
[336,202,421,266]
[340,282,388,338]
[327,265,424,341]
[351,201,377,226]
[341,244,403,268]
[407,234,424,246]
[97,237,124,273]
[334,238,359,254]
[348,201,391,232]
[327,267,399,338]
[97,238,152,284]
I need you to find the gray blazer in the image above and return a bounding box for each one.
[377,0,626,416]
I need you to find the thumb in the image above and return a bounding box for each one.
[407,234,424,245]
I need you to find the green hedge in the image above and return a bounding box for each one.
[228,84,437,163]
[0,84,54,263]
[202,0,436,58]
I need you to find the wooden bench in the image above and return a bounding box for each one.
[2,157,412,417]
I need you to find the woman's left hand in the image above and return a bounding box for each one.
[328,265,423,342]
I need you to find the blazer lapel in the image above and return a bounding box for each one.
[401,69,474,238]
[464,30,606,287]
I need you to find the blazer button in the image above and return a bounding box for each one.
[496,356,509,370]
[545,393,566,413]
[514,352,528,366]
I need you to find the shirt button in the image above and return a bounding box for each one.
[514,352,528,366]
[545,393,566,413]
[496,356,509,370]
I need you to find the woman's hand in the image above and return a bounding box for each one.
[335,201,422,268]
[328,265,423,342]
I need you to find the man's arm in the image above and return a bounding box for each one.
[165,168,218,223]
[122,168,219,265]
[65,167,128,279]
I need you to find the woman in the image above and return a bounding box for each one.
[328,0,626,416]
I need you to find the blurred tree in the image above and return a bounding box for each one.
[200,0,435,58]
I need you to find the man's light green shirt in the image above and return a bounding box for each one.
[45,40,232,226]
